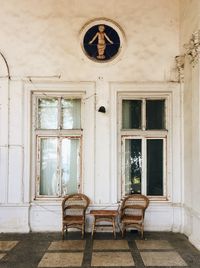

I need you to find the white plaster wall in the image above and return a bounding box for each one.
[0,0,184,234]
[0,53,9,204]
[8,81,24,204]
[180,0,200,50]
[180,0,200,250]
[0,79,9,204]
[0,0,179,81]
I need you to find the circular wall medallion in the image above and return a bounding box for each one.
[80,19,125,63]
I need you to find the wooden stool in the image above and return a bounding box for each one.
[90,210,118,238]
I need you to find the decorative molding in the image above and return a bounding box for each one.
[184,30,200,67]
[175,55,185,82]
[0,51,10,78]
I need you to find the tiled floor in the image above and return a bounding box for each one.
[0,232,200,267]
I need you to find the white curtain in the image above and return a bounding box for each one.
[39,99,81,196]
[61,138,80,195]
[62,99,81,129]
[40,138,58,196]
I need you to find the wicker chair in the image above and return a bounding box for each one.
[62,193,90,239]
[120,194,149,238]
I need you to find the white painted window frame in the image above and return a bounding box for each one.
[33,92,84,198]
[36,135,82,198]
[119,95,168,199]
[23,81,95,202]
[121,135,167,198]
[109,82,182,204]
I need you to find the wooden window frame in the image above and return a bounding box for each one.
[119,94,169,201]
[32,92,84,199]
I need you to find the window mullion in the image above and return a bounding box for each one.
[121,137,126,197]
[163,138,167,197]
[36,137,41,197]
[57,138,62,196]
[142,99,146,130]
[165,97,168,130]
[58,97,62,130]
[142,138,146,195]
[57,98,62,196]
[77,137,81,193]
[35,97,39,130]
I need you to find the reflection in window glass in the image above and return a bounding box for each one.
[146,100,165,129]
[61,99,81,129]
[40,138,58,195]
[122,100,141,129]
[61,138,80,195]
[147,139,163,195]
[125,139,142,194]
[38,99,58,129]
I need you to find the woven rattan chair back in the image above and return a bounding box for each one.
[120,194,149,238]
[62,193,90,239]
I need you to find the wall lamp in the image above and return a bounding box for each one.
[98,106,106,113]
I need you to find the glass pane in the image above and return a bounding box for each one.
[61,99,81,129]
[147,139,163,195]
[40,138,58,196]
[146,100,165,129]
[61,138,80,195]
[122,100,142,129]
[124,139,142,194]
[38,98,58,129]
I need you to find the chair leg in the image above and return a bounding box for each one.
[141,227,144,239]
[62,225,64,240]
[82,224,84,239]
[91,218,96,238]
[121,223,125,238]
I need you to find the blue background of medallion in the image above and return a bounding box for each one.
[83,24,120,62]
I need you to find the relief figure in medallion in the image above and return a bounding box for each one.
[89,25,113,59]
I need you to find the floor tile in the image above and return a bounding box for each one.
[140,251,187,266]
[136,239,173,250]
[0,253,6,260]
[38,252,83,267]
[0,241,18,251]
[91,252,135,266]
[93,240,129,250]
[0,232,199,268]
[48,240,85,251]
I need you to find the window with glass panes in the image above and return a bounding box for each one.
[33,94,83,197]
[121,98,167,197]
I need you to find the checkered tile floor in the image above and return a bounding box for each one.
[0,232,200,267]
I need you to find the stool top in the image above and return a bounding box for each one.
[90,210,118,216]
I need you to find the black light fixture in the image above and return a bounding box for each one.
[98,106,106,113]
